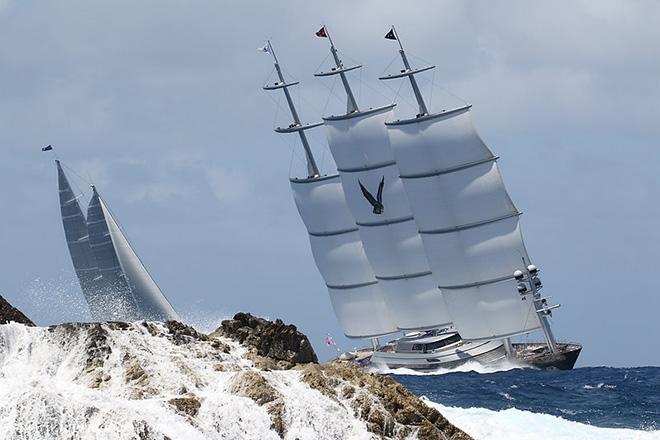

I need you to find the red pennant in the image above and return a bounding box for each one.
[315,26,327,38]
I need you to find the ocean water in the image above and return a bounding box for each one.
[386,363,660,440]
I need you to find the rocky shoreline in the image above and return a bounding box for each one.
[0,296,472,440]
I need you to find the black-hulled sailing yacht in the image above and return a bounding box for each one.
[262,26,581,370]
[379,26,581,369]
[56,160,180,322]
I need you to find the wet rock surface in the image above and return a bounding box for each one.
[0,295,34,326]
[212,312,318,367]
[168,396,202,417]
[0,306,472,439]
[298,362,473,440]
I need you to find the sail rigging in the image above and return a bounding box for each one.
[263,40,398,338]
[381,27,542,341]
[316,30,453,331]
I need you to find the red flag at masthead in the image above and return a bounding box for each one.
[384,28,397,40]
[315,26,327,38]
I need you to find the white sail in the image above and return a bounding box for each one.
[323,106,452,331]
[386,106,541,340]
[87,189,139,321]
[291,174,398,338]
[99,197,180,321]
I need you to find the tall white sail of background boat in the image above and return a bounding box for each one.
[381,27,541,341]
[98,195,180,321]
[316,28,452,331]
[87,188,139,321]
[87,187,179,321]
[262,40,398,338]
[56,160,105,320]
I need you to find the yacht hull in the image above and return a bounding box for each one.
[513,342,582,371]
[369,339,506,370]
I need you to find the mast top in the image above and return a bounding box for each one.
[314,25,360,114]
[380,25,434,117]
[261,40,321,178]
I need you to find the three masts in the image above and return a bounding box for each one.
[264,26,575,367]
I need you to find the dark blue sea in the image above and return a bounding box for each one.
[389,365,660,439]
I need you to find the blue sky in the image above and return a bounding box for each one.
[1,0,659,367]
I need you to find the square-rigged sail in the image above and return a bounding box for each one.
[386,107,541,341]
[263,40,397,339]
[291,175,397,338]
[323,107,452,331]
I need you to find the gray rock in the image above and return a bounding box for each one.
[0,294,35,326]
[212,312,318,365]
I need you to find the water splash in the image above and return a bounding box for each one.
[368,358,530,376]
[424,400,660,440]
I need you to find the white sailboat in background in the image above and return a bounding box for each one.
[262,26,581,370]
[56,160,180,322]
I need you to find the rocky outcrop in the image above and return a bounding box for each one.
[212,312,317,368]
[0,305,473,439]
[0,295,34,326]
[298,362,472,440]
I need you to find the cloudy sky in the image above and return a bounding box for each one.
[1,0,659,367]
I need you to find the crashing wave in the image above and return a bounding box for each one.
[0,311,473,440]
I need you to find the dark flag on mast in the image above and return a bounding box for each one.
[315,26,327,38]
[385,28,397,40]
[42,145,53,152]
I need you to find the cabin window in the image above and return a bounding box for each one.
[411,344,423,351]
[423,334,461,352]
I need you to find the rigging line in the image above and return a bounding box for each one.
[379,53,400,78]
[320,75,349,109]
[356,74,396,104]
[359,67,362,104]
[261,66,277,89]
[381,76,417,110]
[429,67,435,108]
[321,75,339,116]
[288,137,297,177]
[409,51,434,69]
[263,90,288,129]
[61,161,94,203]
[313,52,331,75]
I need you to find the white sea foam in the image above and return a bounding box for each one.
[0,322,375,440]
[369,358,529,376]
[583,382,617,389]
[424,399,660,440]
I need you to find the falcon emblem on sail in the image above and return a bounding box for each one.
[358,177,385,214]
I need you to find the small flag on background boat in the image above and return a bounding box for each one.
[324,335,335,347]
[385,28,397,40]
[41,145,53,152]
[315,26,327,38]
[257,44,269,53]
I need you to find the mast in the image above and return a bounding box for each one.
[263,40,320,178]
[316,29,454,332]
[515,264,559,353]
[382,26,560,350]
[313,26,360,114]
[379,26,435,117]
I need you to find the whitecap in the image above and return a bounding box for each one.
[369,358,530,376]
[425,400,660,440]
